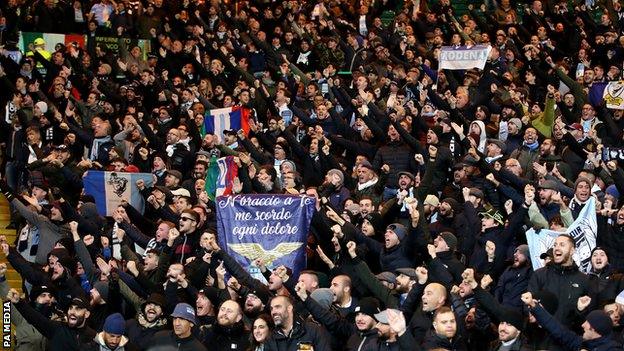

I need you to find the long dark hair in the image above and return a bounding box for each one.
[249,314,274,350]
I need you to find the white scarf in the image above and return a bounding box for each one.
[358,178,378,191]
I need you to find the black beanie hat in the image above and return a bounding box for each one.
[586,310,613,336]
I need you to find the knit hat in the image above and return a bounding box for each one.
[515,244,529,258]
[327,169,345,186]
[424,195,440,207]
[310,288,334,310]
[442,198,461,213]
[586,310,613,336]
[35,101,48,114]
[607,184,620,199]
[364,213,383,232]
[30,285,55,302]
[247,287,271,305]
[142,292,166,311]
[498,308,524,331]
[354,297,381,319]
[93,281,109,302]
[386,223,407,241]
[281,160,297,172]
[171,302,197,324]
[439,232,458,251]
[574,177,592,191]
[508,118,523,130]
[103,313,126,335]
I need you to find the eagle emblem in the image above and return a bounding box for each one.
[107,173,128,197]
[228,242,303,265]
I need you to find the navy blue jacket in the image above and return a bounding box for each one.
[531,304,623,351]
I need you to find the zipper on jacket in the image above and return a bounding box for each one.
[357,335,367,351]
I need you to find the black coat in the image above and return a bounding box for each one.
[528,263,592,328]
[148,330,207,351]
[14,300,96,351]
[265,317,331,351]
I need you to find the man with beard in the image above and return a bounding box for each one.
[493,245,532,311]
[85,313,138,351]
[181,160,208,196]
[525,181,570,229]
[426,232,465,285]
[442,163,469,200]
[9,292,96,351]
[116,228,169,291]
[586,248,624,304]
[0,263,57,351]
[202,300,250,350]
[208,238,271,319]
[2,239,83,311]
[329,275,358,319]
[462,268,529,351]
[536,138,573,186]
[124,293,168,349]
[150,303,206,351]
[528,235,592,330]
[421,306,466,350]
[169,209,201,263]
[522,292,622,351]
[352,161,385,205]
[265,295,331,351]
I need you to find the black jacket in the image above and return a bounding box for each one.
[528,263,592,328]
[204,320,250,351]
[14,300,96,351]
[148,330,207,351]
[265,317,331,351]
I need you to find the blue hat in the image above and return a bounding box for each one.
[103,313,125,335]
[171,303,196,324]
[606,184,620,199]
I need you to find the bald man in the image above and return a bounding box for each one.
[402,282,449,344]
[202,300,250,350]
[330,275,358,319]
[265,296,331,351]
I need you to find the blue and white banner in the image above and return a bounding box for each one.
[526,197,597,272]
[83,171,154,216]
[438,45,492,70]
[216,195,316,281]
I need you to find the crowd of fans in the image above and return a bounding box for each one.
[3,0,624,350]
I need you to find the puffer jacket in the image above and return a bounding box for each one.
[372,140,415,189]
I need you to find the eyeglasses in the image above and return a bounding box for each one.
[180,216,196,222]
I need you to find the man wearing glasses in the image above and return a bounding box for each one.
[170,210,201,263]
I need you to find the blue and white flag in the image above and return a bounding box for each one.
[83,171,154,216]
[216,194,316,281]
[438,45,492,70]
[526,197,597,272]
